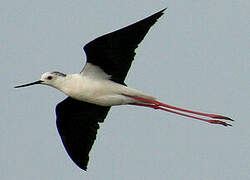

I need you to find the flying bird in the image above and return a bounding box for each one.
[15,8,233,171]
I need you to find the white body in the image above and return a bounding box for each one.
[60,74,155,106]
[42,63,156,106]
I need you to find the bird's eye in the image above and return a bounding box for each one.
[47,76,53,80]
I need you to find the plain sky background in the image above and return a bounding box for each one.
[1,0,249,180]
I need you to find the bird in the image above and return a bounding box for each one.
[15,8,233,171]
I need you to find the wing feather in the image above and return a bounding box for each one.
[56,97,110,170]
[83,8,166,84]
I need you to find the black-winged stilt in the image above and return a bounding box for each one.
[15,8,233,171]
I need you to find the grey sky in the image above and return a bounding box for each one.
[1,0,249,180]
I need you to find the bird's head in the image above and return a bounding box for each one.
[15,71,67,89]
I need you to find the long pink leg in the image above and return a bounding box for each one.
[124,94,233,121]
[130,103,232,126]
[124,94,232,126]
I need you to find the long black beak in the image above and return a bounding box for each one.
[14,80,43,88]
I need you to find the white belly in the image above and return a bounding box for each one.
[60,75,156,106]
[70,81,138,106]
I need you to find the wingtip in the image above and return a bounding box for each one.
[150,8,167,20]
[162,7,168,12]
[158,8,167,15]
[78,164,88,171]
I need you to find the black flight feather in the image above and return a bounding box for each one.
[56,8,166,171]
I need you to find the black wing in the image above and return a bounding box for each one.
[83,8,166,84]
[56,9,165,171]
[56,97,110,170]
